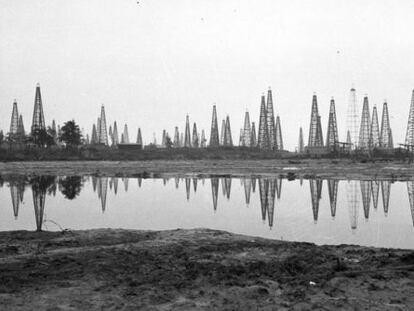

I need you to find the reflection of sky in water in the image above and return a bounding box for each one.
[1,176,414,249]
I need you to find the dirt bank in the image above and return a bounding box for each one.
[1,159,414,180]
[0,228,413,310]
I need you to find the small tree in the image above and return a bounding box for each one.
[59,120,82,147]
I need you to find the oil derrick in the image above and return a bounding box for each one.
[112,122,119,146]
[210,178,219,211]
[258,95,270,149]
[407,180,414,226]
[184,115,192,148]
[192,123,199,147]
[358,96,370,150]
[185,178,191,201]
[275,116,283,150]
[97,106,108,145]
[97,118,101,142]
[381,181,391,216]
[380,102,391,148]
[31,83,46,134]
[193,178,198,192]
[371,180,379,209]
[346,130,352,152]
[267,179,276,228]
[220,119,226,145]
[298,127,304,153]
[360,181,371,220]
[173,127,180,147]
[250,122,257,147]
[136,128,143,146]
[224,178,232,199]
[259,179,269,222]
[17,115,25,138]
[32,183,46,232]
[346,88,359,149]
[10,183,20,219]
[308,94,323,147]
[405,90,414,151]
[85,134,90,145]
[98,177,108,213]
[91,124,98,144]
[327,180,338,218]
[223,115,233,146]
[309,179,322,222]
[200,129,206,148]
[209,105,220,147]
[10,100,19,134]
[347,180,359,230]
[369,106,380,150]
[242,111,251,147]
[326,98,338,149]
[275,178,282,200]
[243,178,252,206]
[123,124,130,143]
[266,89,276,149]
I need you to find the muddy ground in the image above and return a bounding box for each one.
[1,159,414,180]
[0,228,413,310]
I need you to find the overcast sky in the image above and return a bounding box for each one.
[1,0,414,149]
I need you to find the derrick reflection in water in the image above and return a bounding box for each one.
[2,175,412,235]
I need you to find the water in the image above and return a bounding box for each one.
[1,175,414,249]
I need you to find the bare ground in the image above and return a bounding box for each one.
[0,229,413,310]
[1,159,414,180]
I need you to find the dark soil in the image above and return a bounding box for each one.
[0,229,413,310]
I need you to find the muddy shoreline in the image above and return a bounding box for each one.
[0,228,413,310]
[1,159,414,180]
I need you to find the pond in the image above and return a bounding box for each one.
[0,175,413,249]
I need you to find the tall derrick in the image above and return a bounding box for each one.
[108,125,112,141]
[360,181,371,220]
[192,123,199,147]
[17,115,25,138]
[200,129,206,147]
[173,127,180,147]
[242,111,251,147]
[161,129,167,147]
[91,124,98,144]
[31,83,46,134]
[405,90,414,151]
[123,124,129,143]
[258,94,270,149]
[298,127,304,153]
[266,89,276,149]
[223,115,233,146]
[220,119,226,146]
[328,180,339,218]
[98,105,108,145]
[209,105,219,147]
[267,179,276,228]
[380,102,391,149]
[358,96,370,150]
[97,118,101,142]
[32,184,46,232]
[259,179,269,222]
[346,130,352,151]
[309,179,322,222]
[250,122,257,147]
[346,88,359,149]
[369,106,380,149]
[184,115,192,148]
[112,121,119,146]
[10,100,19,135]
[136,128,142,145]
[326,98,338,149]
[275,116,283,150]
[308,94,323,147]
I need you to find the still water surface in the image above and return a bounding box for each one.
[1,175,413,249]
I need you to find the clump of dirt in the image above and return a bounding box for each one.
[0,228,413,310]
